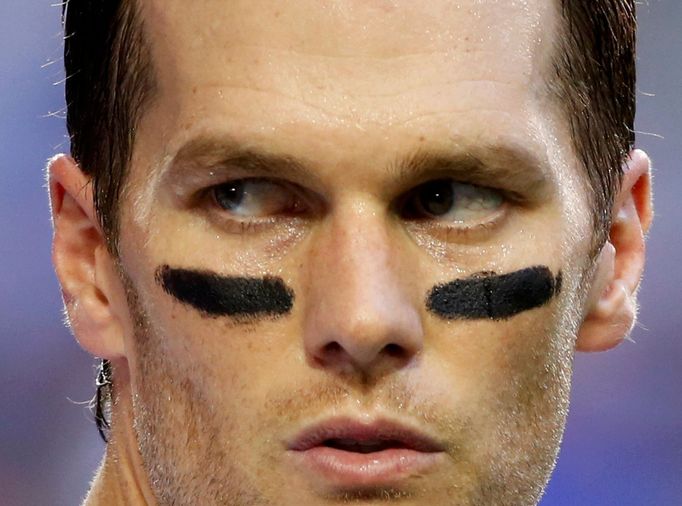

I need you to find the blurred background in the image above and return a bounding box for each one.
[0,1,679,505]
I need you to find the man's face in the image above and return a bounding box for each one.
[116,0,594,504]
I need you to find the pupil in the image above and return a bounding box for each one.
[214,182,244,211]
[419,180,454,216]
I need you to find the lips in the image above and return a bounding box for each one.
[286,417,446,489]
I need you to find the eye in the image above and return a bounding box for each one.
[211,178,304,218]
[402,179,504,224]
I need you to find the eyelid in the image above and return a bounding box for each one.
[397,179,510,241]
[193,176,322,235]
[195,175,293,202]
[184,172,513,239]
[404,205,510,243]
[397,179,505,213]
[166,154,323,203]
[212,179,285,215]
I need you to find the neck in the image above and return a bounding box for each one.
[83,384,156,506]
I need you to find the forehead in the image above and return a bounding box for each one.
[139,0,556,123]
[143,0,553,73]
[129,0,567,207]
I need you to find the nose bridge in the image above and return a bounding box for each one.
[315,202,400,321]
[331,204,392,287]
[302,202,423,375]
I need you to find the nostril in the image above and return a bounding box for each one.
[313,341,345,368]
[323,341,343,356]
[314,340,415,370]
[383,343,405,358]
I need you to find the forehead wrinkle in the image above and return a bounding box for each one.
[142,0,553,97]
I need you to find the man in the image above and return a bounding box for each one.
[49,0,652,504]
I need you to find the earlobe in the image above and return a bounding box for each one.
[49,154,126,360]
[576,149,653,352]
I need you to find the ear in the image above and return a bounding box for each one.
[576,149,653,352]
[48,154,128,360]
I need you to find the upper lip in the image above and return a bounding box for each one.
[287,417,446,453]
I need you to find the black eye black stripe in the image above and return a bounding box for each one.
[157,264,560,322]
[426,266,562,320]
[156,265,294,318]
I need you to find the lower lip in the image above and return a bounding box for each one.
[287,446,444,488]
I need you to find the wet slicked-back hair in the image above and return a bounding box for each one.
[553,1,637,249]
[60,0,637,441]
[62,0,155,246]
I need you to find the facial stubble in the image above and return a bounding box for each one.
[120,267,582,506]
[126,285,272,506]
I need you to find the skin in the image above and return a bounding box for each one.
[48,0,653,504]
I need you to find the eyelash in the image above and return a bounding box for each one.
[416,212,508,243]
[194,182,286,234]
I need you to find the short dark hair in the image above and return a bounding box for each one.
[62,0,155,250]
[60,0,637,442]
[554,1,637,250]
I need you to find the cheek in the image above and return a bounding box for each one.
[129,299,298,468]
[427,303,571,423]
[136,294,302,411]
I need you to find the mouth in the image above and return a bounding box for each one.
[286,417,446,489]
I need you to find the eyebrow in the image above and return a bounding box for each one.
[164,135,311,178]
[162,134,552,197]
[391,144,552,196]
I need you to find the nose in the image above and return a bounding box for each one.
[302,202,424,379]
